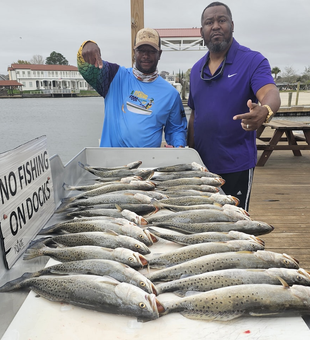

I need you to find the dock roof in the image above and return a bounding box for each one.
[8,64,78,71]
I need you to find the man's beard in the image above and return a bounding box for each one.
[207,40,229,53]
[205,31,233,53]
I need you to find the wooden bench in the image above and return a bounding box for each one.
[256,119,310,166]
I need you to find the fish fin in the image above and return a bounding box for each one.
[173,290,186,297]
[105,230,119,236]
[115,204,122,212]
[181,311,242,321]
[249,312,280,317]
[277,276,290,288]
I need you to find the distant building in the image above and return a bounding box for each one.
[7,64,89,94]
[0,80,23,96]
[0,74,8,81]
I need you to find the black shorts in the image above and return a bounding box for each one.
[219,168,254,211]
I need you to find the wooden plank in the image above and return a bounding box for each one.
[130,0,144,66]
[249,141,310,271]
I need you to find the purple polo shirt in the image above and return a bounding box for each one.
[188,38,275,174]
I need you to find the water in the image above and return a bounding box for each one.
[1,97,309,165]
[0,97,104,164]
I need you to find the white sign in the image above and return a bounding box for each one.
[0,136,55,269]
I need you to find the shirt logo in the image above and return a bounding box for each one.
[125,90,153,115]
[228,73,237,78]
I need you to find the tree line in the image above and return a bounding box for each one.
[271,66,310,84]
[13,52,69,65]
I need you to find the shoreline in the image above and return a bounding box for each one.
[1,91,310,107]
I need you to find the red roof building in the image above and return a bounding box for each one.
[7,64,88,93]
[0,80,23,96]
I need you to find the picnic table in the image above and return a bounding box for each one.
[256,119,310,166]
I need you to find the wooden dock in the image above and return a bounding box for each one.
[250,128,310,271]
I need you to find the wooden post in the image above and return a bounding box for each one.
[131,0,144,66]
[295,81,300,106]
[288,92,292,107]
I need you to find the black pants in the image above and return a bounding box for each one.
[219,168,254,211]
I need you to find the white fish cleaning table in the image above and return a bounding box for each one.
[2,147,310,339]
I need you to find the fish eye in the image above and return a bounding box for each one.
[139,302,146,309]
[139,235,144,239]
[140,281,146,287]
[296,275,302,281]
[128,257,134,262]
[135,244,141,249]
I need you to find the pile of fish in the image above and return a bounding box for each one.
[2,160,310,322]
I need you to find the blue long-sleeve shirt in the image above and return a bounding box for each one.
[77,42,187,147]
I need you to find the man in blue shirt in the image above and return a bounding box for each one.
[77,28,187,148]
[187,2,281,210]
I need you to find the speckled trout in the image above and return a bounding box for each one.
[0,259,157,294]
[156,268,310,295]
[38,219,153,246]
[161,191,239,206]
[57,190,154,212]
[147,250,299,282]
[62,176,142,192]
[158,282,310,321]
[0,275,162,320]
[147,229,264,246]
[150,220,274,236]
[62,181,156,207]
[151,170,220,180]
[34,231,151,255]
[154,162,208,172]
[79,160,142,171]
[153,177,225,188]
[23,245,148,268]
[145,207,250,225]
[147,239,265,268]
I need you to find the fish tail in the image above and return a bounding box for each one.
[37,224,57,235]
[23,248,40,260]
[62,183,71,191]
[78,161,87,170]
[0,272,34,292]
[55,197,77,213]
[78,161,97,176]
[28,238,50,249]
[150,199,166,212]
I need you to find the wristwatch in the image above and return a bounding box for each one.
[263,105,274,123]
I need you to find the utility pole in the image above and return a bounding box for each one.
[131,0,144,66]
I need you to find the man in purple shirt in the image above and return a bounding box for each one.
[187,2,281,210]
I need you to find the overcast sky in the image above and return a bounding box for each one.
[1,0,309,77]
